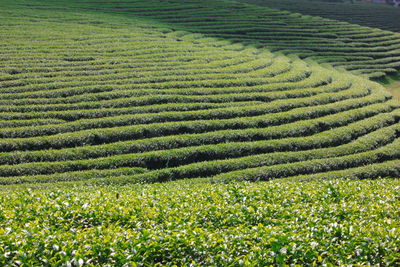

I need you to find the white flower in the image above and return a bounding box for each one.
[310,241,318,249]
[280,247,288,254]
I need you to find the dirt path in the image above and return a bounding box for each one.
[385,81,400,100]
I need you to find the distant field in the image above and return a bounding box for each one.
[49,0,400,79]
[237,0,400,33]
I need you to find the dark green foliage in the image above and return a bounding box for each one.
[238,0,400,32]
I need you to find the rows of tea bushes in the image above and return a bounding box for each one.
[1,1,399,265]
[238,0,400,33]
[47,0,400,78]
[0,0,399,186]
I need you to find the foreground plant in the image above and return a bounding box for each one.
[0,179,399,265]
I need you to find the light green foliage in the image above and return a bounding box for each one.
[0,179,399,265]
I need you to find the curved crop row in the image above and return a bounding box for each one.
[0,0,399,186]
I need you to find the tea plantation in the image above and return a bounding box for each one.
[0,0,399,265]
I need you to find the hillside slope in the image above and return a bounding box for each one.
[237,0,400,33]
[42,0,400,79]
[0,1,399,265]
[0,0,399,186]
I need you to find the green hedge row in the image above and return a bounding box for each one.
[0,65,310,99]
[0,96,394,165]
[4,121,397,185]
[0,108,397,177]
[0,80,360,138]
[0,102,259,121]
[0,61,312,105]
[0,88,391,152]
[0,75,344,113]
[211,139,400,183]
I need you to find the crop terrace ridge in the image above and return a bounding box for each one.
[0,0,399,186]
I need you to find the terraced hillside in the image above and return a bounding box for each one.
[237,0,400,33]
[0,0,399,186]
[1,0,400,265]
[47,0,400,78]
